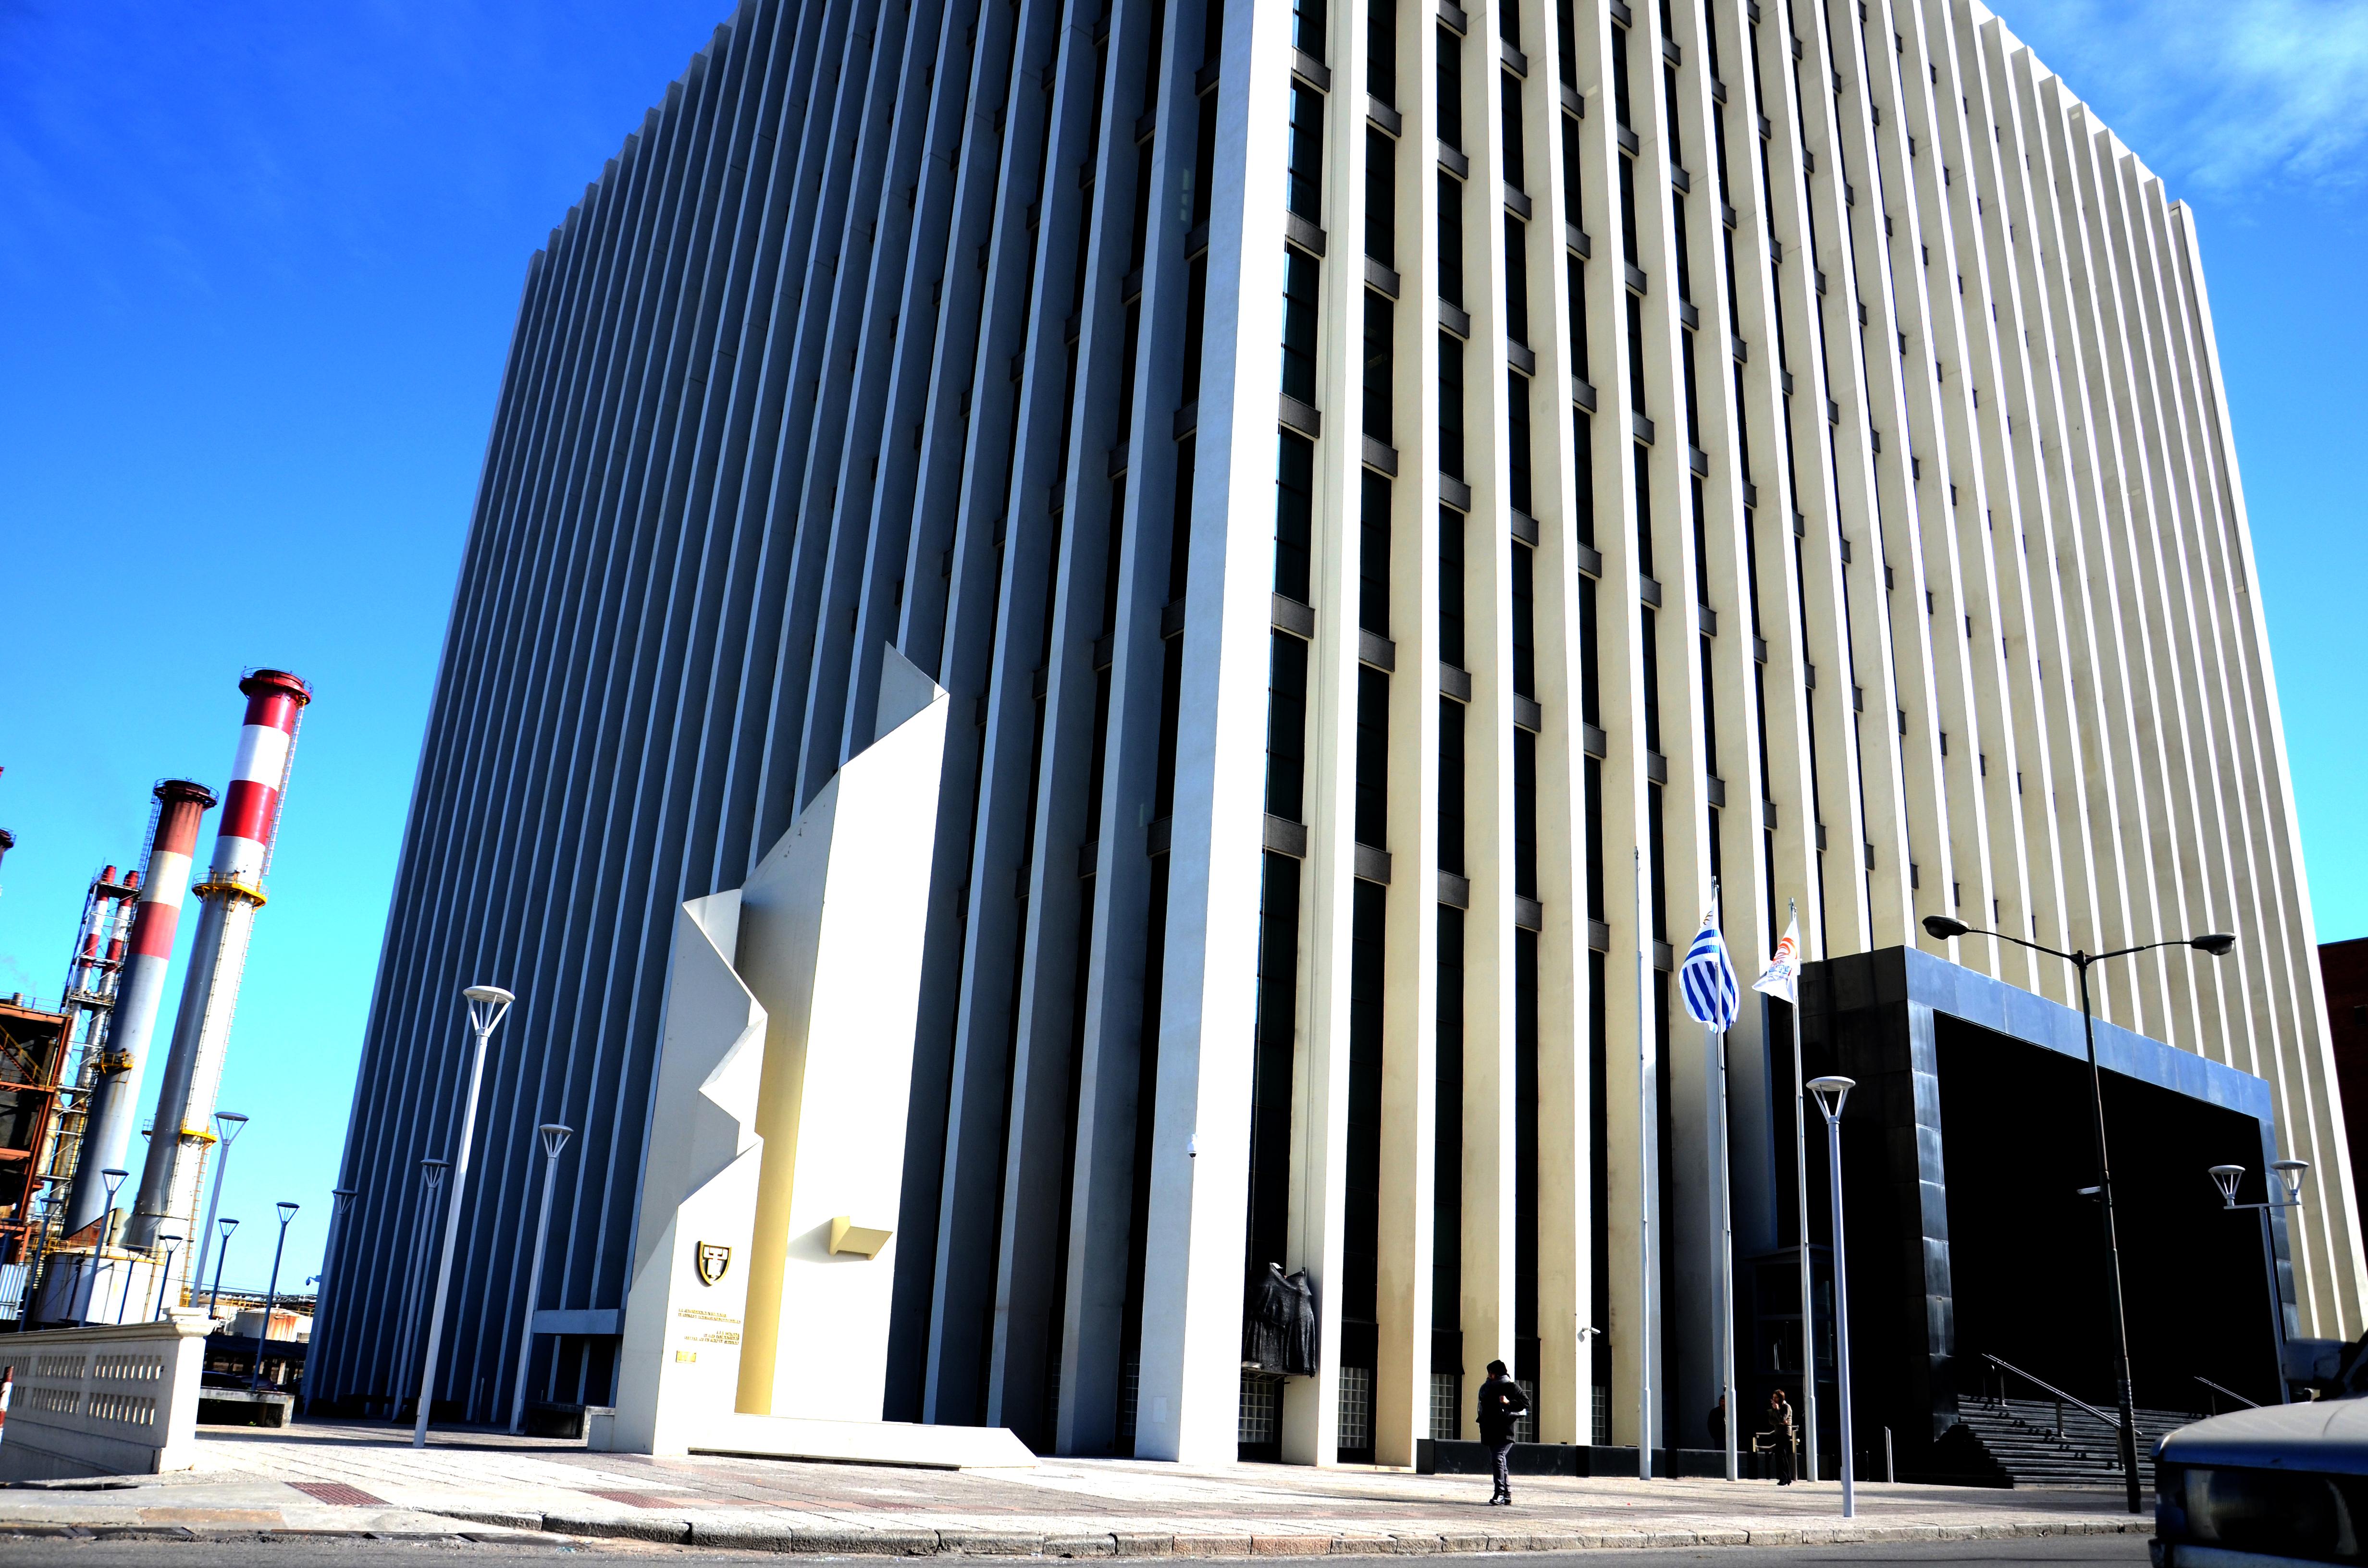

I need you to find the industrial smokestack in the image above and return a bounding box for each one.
[63,781,217,1237]
[127,669,311,1254]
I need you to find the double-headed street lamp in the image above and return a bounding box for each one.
[208,1217,240,1322]
[413,985,514,1447]
[153,1234,185,1320]
[2209,1159,2309,1404]
[1805,1077,1857,1519]
[1924,913,2236,1516]
[508,1123,575,1434]
[255,1201,299,1391]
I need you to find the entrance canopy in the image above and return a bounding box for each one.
[1798,947,2290,1472]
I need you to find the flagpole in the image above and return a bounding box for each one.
[1718,1021,1737,1484]
[1636,847,1653,1480]
[1703,881,1736,1484]
[1789,899,1820,1483]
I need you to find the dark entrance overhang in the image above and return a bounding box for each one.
[1798,945,2290,1479]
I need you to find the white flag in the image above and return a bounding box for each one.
[1752,915,1802,1005]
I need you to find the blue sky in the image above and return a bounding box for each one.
[0,0,2361,1291]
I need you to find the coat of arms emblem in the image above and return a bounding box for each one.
[696,1242,731,1286]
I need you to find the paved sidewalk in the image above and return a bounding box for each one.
[0,1421,2154,1554]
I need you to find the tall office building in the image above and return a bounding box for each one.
[323,0,2358,1470]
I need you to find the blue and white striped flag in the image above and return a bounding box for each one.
[1679,903,1741,1030]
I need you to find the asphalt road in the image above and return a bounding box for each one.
[0,1537,2155,1566]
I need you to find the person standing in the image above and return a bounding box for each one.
[1767,1388,1798,1485]
[1476,1361,1530,1506]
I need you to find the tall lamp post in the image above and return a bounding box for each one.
[207,1217,240,1321]
[1806,1077,1857,1519]
[1924,914,2236,1516]
[152,1235,184,1320]
[2208,1160,2309,1403]
[253,1200,298,1392]
[395,1158,448,1417]
[413,985,514,1447]
[508,1123,574,1433]
[93,1167,127,1324]
[190,1112,248,1304]
[308,1186,358,1413]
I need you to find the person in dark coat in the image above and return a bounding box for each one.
[1766,1389,1798,1485]
[1475,1361,1529,1506]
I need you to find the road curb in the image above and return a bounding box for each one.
[408,1511,2154,1556]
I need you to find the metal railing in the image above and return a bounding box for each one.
[2194,1375,2259,1413]
[1978,1352,2126,1439]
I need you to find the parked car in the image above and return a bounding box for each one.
[2155,1358,2368,1567]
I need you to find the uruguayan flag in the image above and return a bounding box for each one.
[1679,904,1742,1030]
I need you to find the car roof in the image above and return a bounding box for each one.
[2158,1400,2368,1475]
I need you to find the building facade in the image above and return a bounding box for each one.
[320,0,2359,1467]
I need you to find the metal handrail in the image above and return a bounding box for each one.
[1980,1353,2125,1434]
[2195,1375,2259,1411]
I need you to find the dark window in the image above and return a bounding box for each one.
[1275,432,1315,601]
[1439,330,1467,480]
[1573,407,1595,544]
[1512,540,1537,698]
[1356,665,1391,846]
[1672,196,1692,303]
[1514,731,1538,898]
[1360,469,1392,634]
[1182,256,1210,402]
[1507,369,1533,516]
[1610,19,1633,128]
[1369,0,1399,105]
[1618,153,1639,264]
[1640,604,1662,753]
[1632,439,1653,575]
[1266,630,1311,820]
[1364,291,1394,443]
[1294,0,1326,56]
[1566,250,1589,380]
[1366,127,1396,265]
[1439,503,1466,669]
[1504,214,1530,345]
[1625,289,1646,409]
[1501,73,1526,190]
[1579,575,1601,723]
[1438,171,1465,305]
[1282,248,1320,404]
[1438,697,1466,874]
[1289,82,1325,220]
[1438,27,1464,147]
[1560,115,1584,236]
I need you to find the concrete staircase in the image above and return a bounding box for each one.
[1951,1396,2198,1489]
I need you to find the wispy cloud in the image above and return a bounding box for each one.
[2011,0,2368,194]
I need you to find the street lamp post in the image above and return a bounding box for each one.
[190,1112,248,1303]
[1925,914,2235,1516]
[94,1167,126,1324]
[508,1123,574,1433]
[253,1200,298,1392]
[308,1186,358,1412]
[412,985,514,1447]
[2208,1160,2309,1403]
[394,1158,448,1418]
[207,1217,239,1322]
[153,1235,184,1320]
[1806,1077,1857,1520]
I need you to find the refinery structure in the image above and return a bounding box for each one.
[0,672,310,1330]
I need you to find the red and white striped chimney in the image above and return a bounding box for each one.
[127,670,311,1254]
[63,780,216,1238]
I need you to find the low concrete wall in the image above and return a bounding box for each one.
[0,1321,210,1481]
